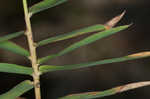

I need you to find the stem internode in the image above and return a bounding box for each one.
[23,0,41,99]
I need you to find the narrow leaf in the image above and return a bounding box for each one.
[59,81,150,99]
[29,0,67,15]
[0,80,33,99]
[0,31,24,42]
[39,25,129,64]
[0,63,33,75]
[38,11,125,47]
[0,41,30,57]
[38,24,105,47]
[40,51,150,74]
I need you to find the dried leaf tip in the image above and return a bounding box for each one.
[127,51,150,58]
[105,10,126,29]
[117,81,150,93]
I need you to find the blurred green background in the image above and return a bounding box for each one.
[0,0,150,99]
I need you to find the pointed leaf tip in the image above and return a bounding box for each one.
[105,10,126,29]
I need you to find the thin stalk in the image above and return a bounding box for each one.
[22,0,41,99]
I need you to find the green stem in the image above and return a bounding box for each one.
[22,0,41,99]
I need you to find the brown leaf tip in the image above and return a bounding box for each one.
[118,81,150,93]
[105,10,126,29]
[127,51,150,58]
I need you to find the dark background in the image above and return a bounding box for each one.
[0,0,150,99]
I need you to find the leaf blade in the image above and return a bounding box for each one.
[58,25,129,56]
[38,24,105,46]
[0,41,30,57]
[0,80,33,99]
[39,51,150,73]
[29,0,67,15]
[0,63,33,75]
[0,31,24,42]
[39,25,129,64]
[59,81,150,99]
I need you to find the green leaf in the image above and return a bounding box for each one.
[0,41,30,57]
[0,80,33,99]
[60,87,116,99]
[0,63,33,75]
[0,31,24,42]
[59,81,150,99]
[40,51,150,74]
[29,0,67,15]
[38,24,105,46]
[38,25,129,64]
